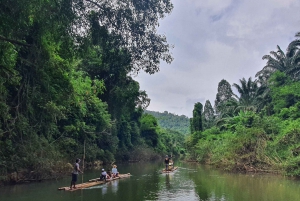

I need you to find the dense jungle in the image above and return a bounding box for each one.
[0,0,184,184]
[1,0,300,186]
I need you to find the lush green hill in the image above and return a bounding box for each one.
[145,110,190,134]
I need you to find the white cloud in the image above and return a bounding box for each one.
[134,0,300,117]
[188,0,233,14]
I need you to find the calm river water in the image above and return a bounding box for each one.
[1,161,300,201]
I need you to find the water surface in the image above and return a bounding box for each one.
[1,161,300,201]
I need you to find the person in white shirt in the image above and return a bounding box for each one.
[112,165,119,177]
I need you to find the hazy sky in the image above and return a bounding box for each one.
[134,0,300,118]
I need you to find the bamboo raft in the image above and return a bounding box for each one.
[58,173,131,191]
[161,166,178,174]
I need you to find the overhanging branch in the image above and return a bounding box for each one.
[0,35,31,47]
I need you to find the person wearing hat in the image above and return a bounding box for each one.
[100,168,110,181]
[70,158,83,189]
[112,165,119,177]
[164,155,169,171]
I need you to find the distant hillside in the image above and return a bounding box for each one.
[145,110,190,135]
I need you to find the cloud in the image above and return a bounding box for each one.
[134,0,300,117]
[189,0,234,14]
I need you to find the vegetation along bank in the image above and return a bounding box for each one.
[186,32,300,177]
[1,0,300,185]
[0,0,181,185]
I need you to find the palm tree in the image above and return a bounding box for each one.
[232,77,265,113]
[256,33,300,81]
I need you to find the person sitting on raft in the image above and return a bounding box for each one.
[100,169,110,181]
[107,169,112,178]
[112,165,119,177]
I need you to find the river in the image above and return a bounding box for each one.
[1,161,300,201]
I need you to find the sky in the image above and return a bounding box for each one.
[133,0,300,118]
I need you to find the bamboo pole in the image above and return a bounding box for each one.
[82,139,86,184]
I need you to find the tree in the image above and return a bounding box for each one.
[140,114,159,147]
[269,71,300,113]
[0,0,81,176]
[74,0,174,74]
[191,102,203,132]
[256,33,300,81]
[203,100,215,130]
[232,77,263,112]
[214,79,236,115]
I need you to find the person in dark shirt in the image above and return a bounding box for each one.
[164,155,169,171]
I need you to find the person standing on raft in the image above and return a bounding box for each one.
[164,155,169,171]
[70,158,83,189]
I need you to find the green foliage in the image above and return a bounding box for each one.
[214,79,235,114]
[232,77,266,112]
[191,102,203,132]
[203,100,215,130]
[0,0,175,182]
[76,0,174,74]
[158,129,185,156]
[145,110,190,134]
[140,114,159,147]
[188,36,300,175]
[266,119,300,176]
[278,103,300,120]
[270,72,300,113]
[217,111,260,131]
[257,38,300,81]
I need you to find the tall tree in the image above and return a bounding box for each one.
[73,0,174,74]
[203,100,214,130]
[256,33,300,81]
[214,79,235,115]
[232,77,262,112]
[191,102,203,132]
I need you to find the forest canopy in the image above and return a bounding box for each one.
[0,0,175,184]
[145,110,190,135]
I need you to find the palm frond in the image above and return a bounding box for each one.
[286,39,300,57]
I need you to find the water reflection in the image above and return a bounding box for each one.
[1,162,300,201]
[110,180,119,193]
[165,174,171,190]
[189,164,300,201]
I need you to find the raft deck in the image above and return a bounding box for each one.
[161,166,178,174]
[58,173,131,191]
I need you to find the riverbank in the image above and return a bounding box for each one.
[0,150,164,186]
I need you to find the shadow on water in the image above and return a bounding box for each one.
[1,161,300,201]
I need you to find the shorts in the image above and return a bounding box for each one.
[72,173,78,182]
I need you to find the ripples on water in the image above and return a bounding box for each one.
[1,162,300,201]
[156,168,199,201]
